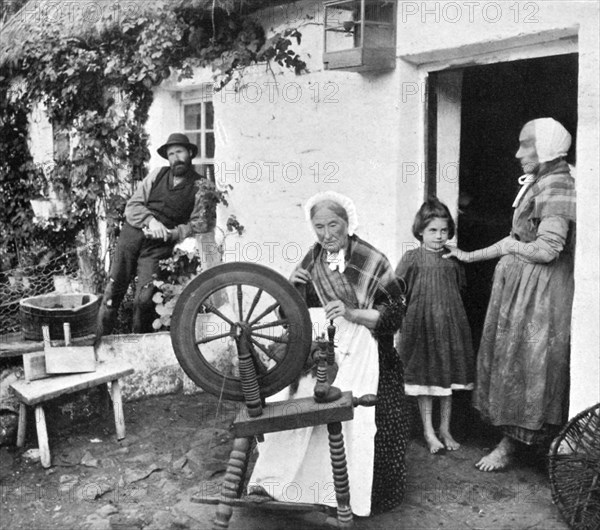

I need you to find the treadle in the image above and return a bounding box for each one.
[191,492,331,513]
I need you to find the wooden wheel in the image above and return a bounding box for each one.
[548,403,600,529]
[170,262,312,401]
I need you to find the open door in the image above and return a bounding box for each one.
[426,54,578,439]
[427,54,578,351]
[457,54,578,350]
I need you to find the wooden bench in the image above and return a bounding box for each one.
[10,360,134,468]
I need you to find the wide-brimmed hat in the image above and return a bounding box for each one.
[157,133,198,159]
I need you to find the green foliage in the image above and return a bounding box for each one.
[0,1,306,274]
[152,210,245,331]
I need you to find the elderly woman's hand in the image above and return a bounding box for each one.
[443,244,470,262]
[289,268,312,285]
[324,300,352,321]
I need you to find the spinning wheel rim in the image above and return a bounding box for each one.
[170,262,312,401]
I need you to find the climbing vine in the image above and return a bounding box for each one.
[0,0,306,283]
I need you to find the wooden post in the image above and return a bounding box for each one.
[63,322,71,346]
[42,325,51,349]
[213,437,251,529]
[110,380,126,440]
[327,422,353,528]
[16,403,27,447]
[34,406,51,468]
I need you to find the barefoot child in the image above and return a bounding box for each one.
[396,198,474,453]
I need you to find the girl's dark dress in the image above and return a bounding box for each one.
[395,247,474,396]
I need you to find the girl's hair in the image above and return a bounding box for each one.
[309,200,349,224]
[412,198,456,241]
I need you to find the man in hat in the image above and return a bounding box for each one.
[96,133,212,337]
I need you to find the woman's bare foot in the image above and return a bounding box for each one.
[440,430,461,450]
[424,432,445,454]
[475,436,514,472]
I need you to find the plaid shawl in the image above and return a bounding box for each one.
[299,235,403,310]
[513,159,576,237]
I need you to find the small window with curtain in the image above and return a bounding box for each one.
[181,84,214,181]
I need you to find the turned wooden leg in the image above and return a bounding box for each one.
[213,437,251,530]
[34,405,51,468]
[16,403,27,447]
[110,380,126,440]
[327,422,353,528]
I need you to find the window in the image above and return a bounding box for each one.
[181,85,215,180]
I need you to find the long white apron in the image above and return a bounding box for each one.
[248,308,379,516]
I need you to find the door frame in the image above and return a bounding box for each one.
[414,27,578,224]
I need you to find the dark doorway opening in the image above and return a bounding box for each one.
[457,53,578,352]
[424,53,579,443]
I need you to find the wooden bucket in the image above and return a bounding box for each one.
[19,293,99,341]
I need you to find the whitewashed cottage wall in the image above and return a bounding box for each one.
[25,1,597,416]
[151,1,599,416]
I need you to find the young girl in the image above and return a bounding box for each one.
[396,198,474,453]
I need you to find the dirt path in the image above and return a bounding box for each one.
[0,393,568,529]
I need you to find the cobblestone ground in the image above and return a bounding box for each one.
[0,392,568,530]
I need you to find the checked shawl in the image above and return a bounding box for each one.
[299,235,403,311]
[512,159,576,243]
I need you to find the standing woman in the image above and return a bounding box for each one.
[445,118,576,471]
[248,191,409,516]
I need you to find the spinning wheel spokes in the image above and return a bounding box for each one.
[204,302,237,327]
[250,318,289,331]
[196,331,234,345]
[248,301,280,326]
[251,332,289,344]
[237,284,244,322]
[249,337,281,362]
[245,288,263,322]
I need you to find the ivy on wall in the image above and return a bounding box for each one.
[0,0,306,281]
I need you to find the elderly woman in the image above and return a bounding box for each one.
[248,191,408,516]
[445,118,576,471]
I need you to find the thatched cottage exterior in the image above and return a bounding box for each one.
[4,1,599,417]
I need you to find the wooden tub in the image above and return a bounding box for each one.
[19,293,99,341]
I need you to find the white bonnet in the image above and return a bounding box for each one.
[304,191,359,236]
[527,117,572,163]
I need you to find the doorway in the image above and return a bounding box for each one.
[425,53,578,439]
[456,54,578,350]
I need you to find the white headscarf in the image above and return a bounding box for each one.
[531,117,572,163]
[304,191,359,235]
[512,118,573,208]
[304,191,359,272]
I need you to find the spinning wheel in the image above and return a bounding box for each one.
[548,403,600,529]
[171,262,371,529]
[171,262,312,405]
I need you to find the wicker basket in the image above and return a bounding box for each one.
[548,403,600,529]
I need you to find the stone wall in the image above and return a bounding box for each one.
[96,333,202,401]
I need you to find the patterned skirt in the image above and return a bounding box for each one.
[371,342,410,514]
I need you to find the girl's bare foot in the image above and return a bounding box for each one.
[440,430,460,450]
[424,432,445,454]
[475,436,514,471]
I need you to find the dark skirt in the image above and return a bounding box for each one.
[371,340,410,514]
